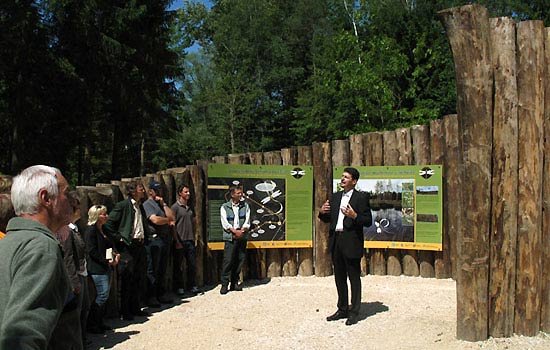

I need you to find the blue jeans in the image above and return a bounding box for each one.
[91,272,111,306]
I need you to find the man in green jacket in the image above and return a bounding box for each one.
[103,180,151,320]
[0,165,72,349]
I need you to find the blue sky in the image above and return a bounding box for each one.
[169,0,213,11]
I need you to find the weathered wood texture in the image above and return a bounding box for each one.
[514,20,545,337]
[541,27,550,334]
[313,142,333,277]
[439,4,493,341]
[382,130,402,277]
[247,152,267,280]
[281,148,298,277]
[349,134,369,276]
[409,125,431,277]
[190,165,206,287]
[365,132,386,276]
[296,146,314,276]
[442,115,460,281]
[430,120,450,279]
[264,151,283,278]
[488,17,518,338]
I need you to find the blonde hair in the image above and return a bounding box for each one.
[88,205,107,226]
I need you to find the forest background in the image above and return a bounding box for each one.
[1,0,549,186]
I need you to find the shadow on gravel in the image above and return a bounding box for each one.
[359,301,389,321]
[87,330,139,350]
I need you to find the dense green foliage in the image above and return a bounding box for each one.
[1,0,549,184]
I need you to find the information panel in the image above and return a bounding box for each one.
[333,165,443,251]
[207,164,313,250]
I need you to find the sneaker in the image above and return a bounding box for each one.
[176,288,185,296]
[190,286,200,294]
[220,285,229,295]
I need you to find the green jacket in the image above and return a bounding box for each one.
[0,217,70,350]
[103,198,151,246]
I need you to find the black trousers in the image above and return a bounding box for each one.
[332,233,362,315]
[221,239,247,286]
[119,239,147,315]
[173,240,197,289]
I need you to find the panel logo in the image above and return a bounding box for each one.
[419,167,434,179]
[290,167,306,179]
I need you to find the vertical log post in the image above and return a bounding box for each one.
[350,134,369,276]
[280,147,298,277]
[264,151,283,278]
[514,20,545,337]
[431,120,451,279]
[365,132,386,275]
[382,130,402,276]
[541,27,550,333]
[411,124,434,279]
[396,127,414,277]
[488,17,519,338]
[189,165,206,288]
[247,152,267,280]
[313,142,333,277]
[439,4,493,341]
[297,146,314,276]
[443,115,460,280]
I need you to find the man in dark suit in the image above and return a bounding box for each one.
[103,181,151,320]
[319,167,372,326]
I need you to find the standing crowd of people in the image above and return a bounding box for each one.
[0,166,200,349]
[0,165,371,349]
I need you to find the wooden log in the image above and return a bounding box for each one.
[350,134,369,276]
[313,142,333,277]
[514,20,545,337]
[487,17,519,338]
[431,119,451,279]
[410,124,434,278]
[280,148,298,277]
[264,151,283,278]
[189,165,206,287]
[206,158,223,285]
[365,132,386,276]
[443,115,460,281]
[439,4,493,341]
[409,124,432,277]
[382,130,402,276]
[161,169,176,206]
[296,146,314,276]
[247,152,267,280]
[541,27,550,334]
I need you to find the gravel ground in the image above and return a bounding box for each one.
[88,275,550,350]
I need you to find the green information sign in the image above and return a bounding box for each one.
[207,164,313,250]
[333,165,443,251]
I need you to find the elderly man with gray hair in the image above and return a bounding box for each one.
[0,165,72,349]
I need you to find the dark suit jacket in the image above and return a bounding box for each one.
[103,198,151,246]
[319,190,372,259]
[85,224,116,275]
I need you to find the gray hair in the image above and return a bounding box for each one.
[11,165,60,216]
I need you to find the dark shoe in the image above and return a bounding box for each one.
[133,309,151,317]
[121,313,134,321]
[147,296,161,308]
[158,295,173,304]
[190,286,200,294]
[100,323,112,331]
[326,310,348,321]
[230,283,243,291]
[220,285,229,295]
[345,314,358,326]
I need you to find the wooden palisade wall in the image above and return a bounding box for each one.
[72,3,550,342]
